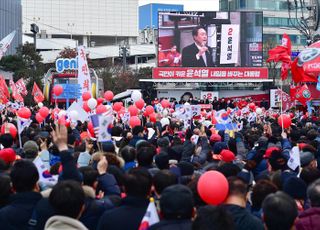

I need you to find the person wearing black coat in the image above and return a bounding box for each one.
[0,160,42,230]
[97,168,152,230]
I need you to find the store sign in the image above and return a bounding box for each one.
[153,67,268,79]
[56,57,78,73]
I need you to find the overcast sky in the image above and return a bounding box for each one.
[139,0,220,11]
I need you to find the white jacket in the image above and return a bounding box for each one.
[45,215,88,230]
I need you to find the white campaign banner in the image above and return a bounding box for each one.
[77,46,92,98]
[220,25,240,64]
[0,30,16,60]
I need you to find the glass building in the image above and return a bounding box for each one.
[0,0,22,56]
[220,0,308,47]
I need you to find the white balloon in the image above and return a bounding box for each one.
[38,102,43,108]
[87,98,97,110]
[69,110,79,121]
[160,117,170,127]
[162,109,168,117]
[184,102,190,106]
[58,110,66,118]
[131,90,142,102]
[256,107,262,115]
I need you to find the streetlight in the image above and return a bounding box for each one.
[67,22,75,40]
[30,23,39,51]
[286,0,320,45]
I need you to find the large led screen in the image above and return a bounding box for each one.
[158,11,263,68]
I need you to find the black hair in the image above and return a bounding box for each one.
[123,168,152,197]
[217,163,241,178]
[120,146,136,163]
[307,178,320,207]
[227,176,248,198]
[160,184,194,220]
[251,180,278,210]
[192,26,205,37]
[111,126,123,137]
[300,166,320,186]
[153,170,177,195]
[132,125,144,136]
[0,175,12,207]
[262,191,298,230]
[192,205,234,230]
[49,180,85,219]
[79,166,99,187]
[0,134,14,148]
[10,160,39,192]
[137,146,156,167]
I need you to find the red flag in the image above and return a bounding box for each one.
[275,89,295,111]
[289,85,296,101]
[295,84,312,106]
[281,62,290,80]
[32,82,44,103]
[0,76,10,99]
[9,80,23,102]
[15,78,27,96]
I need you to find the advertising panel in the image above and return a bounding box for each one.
[158,11,263,68]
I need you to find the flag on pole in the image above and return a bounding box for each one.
[17,117,32,135]
[15,78,28,96]
[32,82,45,103]
[295,84,312,106]
[0,76,9,103]
[9,80,23,102]
[138,198,159,230]
[275,89,295,111]
[77,46,91,101]
[0,30,16,60]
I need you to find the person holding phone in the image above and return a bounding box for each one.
[182,26,215,67]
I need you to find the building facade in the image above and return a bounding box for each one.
[220,0,309,49]
[0,0,22,56]
[21,0,139,47]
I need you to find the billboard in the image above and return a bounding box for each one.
[158,11,263,68]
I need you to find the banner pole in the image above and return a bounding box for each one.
[280,79,284,132]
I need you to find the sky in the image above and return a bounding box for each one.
[139,0,220,11]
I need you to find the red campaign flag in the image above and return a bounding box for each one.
[15,78,27,96]
[0,90,8,104]
[32,82,44,103]
[0,76,10,98]
[275,89,295,111]
[267,34,292,63]
[289,85,297,101]
[295,84,312,106]
[280,62,290,80]
[9,80,23,102]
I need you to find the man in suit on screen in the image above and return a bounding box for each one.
[182,26,215,67]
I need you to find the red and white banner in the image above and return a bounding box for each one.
[0,30,16,60]
[15,78,27,96]
[220,24,240,64]
[275,89,295,111]
[200,91,219,101]
[153,67,268,79]
[9,80,23,102]
[77,46,91,98]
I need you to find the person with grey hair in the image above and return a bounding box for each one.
[295,179,320,230]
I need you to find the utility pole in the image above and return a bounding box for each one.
[30,23,39,51]
[119,45,130,73]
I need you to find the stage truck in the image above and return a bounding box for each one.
[43,58,104,107]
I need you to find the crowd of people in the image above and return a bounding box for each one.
[0,97,320,230]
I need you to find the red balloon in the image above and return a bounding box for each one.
[197,171,229,205]
[113,102,123,112]
[289,112,294,118]
[58,116,66,125]
[82,92,91,101]
[35,113,45,123]
[97,98,104,105]
[161,99,170,108]
[104,90,114,101]
[96,104,107,114]
[39,107,49,118]
[51,108,60,120]
[128,105,138,116]
[87,121,95,137]
[83,101,91,112]
[249,103,256,110]
[149,113,156,123]
[278,114,292,129]
[129,116,141,128]
[145,105,154,115]
[1,123,17,138]
[17,107,31,119]
[135,98,145,110]
[53,85,63,96]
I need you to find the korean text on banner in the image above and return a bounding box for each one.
[77,46,91,97]
[220,25,240,65]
